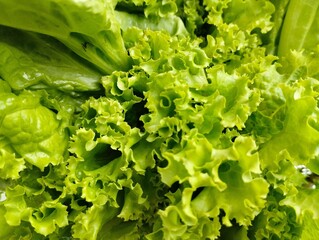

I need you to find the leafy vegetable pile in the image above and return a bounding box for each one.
[1,0,319,239]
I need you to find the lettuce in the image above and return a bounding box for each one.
[0,90,68,171]
[1,0,319,239]
[0,26,102,93]
[0,0,132,74]
[277,0,319,57]
[276,0,319,79]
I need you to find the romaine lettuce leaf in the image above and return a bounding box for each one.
[278,0,319,57]
[0,0,132,74]
[0,25,102,93]
[277,0,319,81]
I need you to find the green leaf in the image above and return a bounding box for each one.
[0,25,102,93]
[248,188,302,240]
[278,0,319,57]
[29,201,68,236]
[115,11,189,37]
[0,0,132,74]
[206,65,261,130]
[259,84,319,170]
[72,204,120,240]
[0,148,25,180]
[281,189,319,222]
[222,0,275,34]
[0,91,68,170]
[300,211,319,240]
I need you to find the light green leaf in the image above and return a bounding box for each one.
[0,148,25,179]
[0,91,68,170]
[0,26,102,93]
[0,0,132,74]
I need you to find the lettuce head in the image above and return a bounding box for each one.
[1,0,319,239]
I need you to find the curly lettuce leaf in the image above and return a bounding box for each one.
[248,188,302,240]
[176,0,206,37]
[278,188,319,240]
[2,0,319,239]
[222,0,275,34]
[89,25,273,238]
[0,149,25,180]
[152,136,268,239]
[115,11,189,37]
[65,95,168,239]
[72,205,119,240]
[2,166,70,237]
[258,80,319,170]
[0,156,72,238]
[116,0,178,18]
